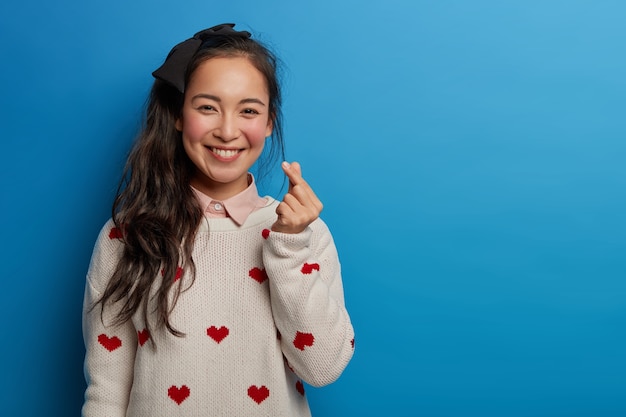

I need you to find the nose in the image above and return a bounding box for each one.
[214,114,239,142]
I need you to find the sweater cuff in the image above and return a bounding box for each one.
[264,227,312,258]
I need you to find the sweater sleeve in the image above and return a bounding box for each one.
[82,221,137,417]
[263,218,355,387]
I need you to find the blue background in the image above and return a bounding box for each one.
[1,1,625,416]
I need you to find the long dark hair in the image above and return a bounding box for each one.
[95,32,284,339]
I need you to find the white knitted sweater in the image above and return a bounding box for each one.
[82,198,355,416]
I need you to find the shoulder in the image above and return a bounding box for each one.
[86,219,125,293]
[93,218,126,250]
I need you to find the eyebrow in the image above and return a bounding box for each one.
[191,94,267,106]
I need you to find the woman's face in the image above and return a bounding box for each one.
[176,56,273,199]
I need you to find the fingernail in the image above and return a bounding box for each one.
[282,161,290,169]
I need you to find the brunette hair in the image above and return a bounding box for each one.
[95,32,284,339]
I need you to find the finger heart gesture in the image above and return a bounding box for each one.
[271,161,323,234]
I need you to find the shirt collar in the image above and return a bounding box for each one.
[191,174,267,226]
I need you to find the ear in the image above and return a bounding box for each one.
[265,116,274,138]
[175,116,183,132]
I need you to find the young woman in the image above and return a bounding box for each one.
[82,23,354,416]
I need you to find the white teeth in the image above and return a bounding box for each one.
[211,148,239,158]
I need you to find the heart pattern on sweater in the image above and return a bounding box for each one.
[295,380,305,396]
[247,385,270,404]
[108,227,123,240]
[97,334,122,352]
[161,266,184,282]
[300,263,320,274]
[168,385,190,405]
[207,326,229,343]
[293,331,315,351]
[248,267,268,284]
[138,329,150,346]
[262,228,270,239]
[174,267,183,281]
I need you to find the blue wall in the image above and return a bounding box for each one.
[1,1,624,416]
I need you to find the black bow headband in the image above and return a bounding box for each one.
[152,23,251,93]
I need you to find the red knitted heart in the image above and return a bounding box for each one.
[248,267,268,284]
[207,326,229,343]
[293,331,314,351]
[295,380,305,396]
[161,266,184,282]
[247,385,270,404]
[168,385,190,405]
[138,329,150,347]
[262,228,270,239]
[300,263,320,274]
[98,334,122,352]
[108,227,123,240]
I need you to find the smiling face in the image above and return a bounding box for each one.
[176,56,273,200]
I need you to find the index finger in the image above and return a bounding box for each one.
[282,161,304,187]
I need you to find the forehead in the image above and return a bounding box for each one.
[186,56,269,97]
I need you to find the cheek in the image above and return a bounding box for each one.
[182,118,209,144]
[242,120,271,146]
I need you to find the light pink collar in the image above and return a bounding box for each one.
[191,174,267,226]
